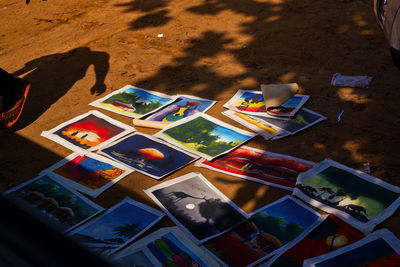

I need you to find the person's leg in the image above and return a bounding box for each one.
[0,67,19,98]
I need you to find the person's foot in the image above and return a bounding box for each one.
[0,79,30,128]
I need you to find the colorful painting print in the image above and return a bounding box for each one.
[89,85,177,118]
[5,173,103,232]
[223,90,268,115]
[203,196,320,267]
[98,133,198,180]
[41,110,134,154]
[112,249,159,267]
[303,229,400,267]
[115,227,219,267]
[69,197,164,256]
[145,173,248,244]
[43,152,133,198]
[265,214,366,267]
[252,108,326,135]
[266,95,310,118]
[147,95,216,122]
[195,146,315,191]
[222,110,282,140]
[154,113,256,161]
[293,159,400,233]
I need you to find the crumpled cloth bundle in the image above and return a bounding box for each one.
[331,73,373,88]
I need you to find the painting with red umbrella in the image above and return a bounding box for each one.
[98,133,198,179]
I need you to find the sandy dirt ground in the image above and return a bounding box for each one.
[1,0,400,256]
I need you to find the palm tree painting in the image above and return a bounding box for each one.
[295,162,400,224]
[71,198,163,255]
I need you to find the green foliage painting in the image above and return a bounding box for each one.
[162,116,250,157]
[103,91,163,115]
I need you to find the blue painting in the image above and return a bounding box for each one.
[100,133,197,179]
[71,199,163,255]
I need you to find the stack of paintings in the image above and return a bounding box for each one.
[202,196,321,267]
[5,173,104,232]
[223,89,309,119]
[293,159,400,233]
[195,146,315,191]
[69,197,164,256]
[223,89,325,139]
[113,227,219,267]
[145,172,249,244]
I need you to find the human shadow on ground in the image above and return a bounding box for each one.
[9,47,109,130]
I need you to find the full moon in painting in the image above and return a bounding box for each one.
[138,148,165,160]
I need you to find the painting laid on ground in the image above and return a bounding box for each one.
[253,108,326,136]
[203,196,320,267]
[266,214,366,267]
[223,90,269,116]
[147,94,216,122]
[41,110,134,154]
[222,110,282,140]
[293,159,400,233]
[114,227,219,267]
[89,85,176,118]
[145,173,248,244]
[5,173,103,231]
[303,229,400,267]
[69,197,164,256]
[195,146,315,190]
[98,132,197,179]
[43,152,132,197]
[155,113,255,161]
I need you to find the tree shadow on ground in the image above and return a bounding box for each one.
[114,0,400,214]
[9,47,109,131]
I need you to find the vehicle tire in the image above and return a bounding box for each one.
[374,0,385,29]
[390,47,400,69]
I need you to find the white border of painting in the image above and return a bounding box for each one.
[293,159,400,234]
[97,132,199,180]
[266,94,310,118]
[260,215,329,267]
[115,226,220,267]
[246,195,321,267]
[194,146,315,191]
[41,152,133,198]
[254,108,327,135]
[111,246,161,267]
[4,172,104,232]
[89,85,177,118]
[154,112,256,161]
[221,110,282,140]
[147,94,217,121]
[144,172,250,244]
[41,110,135,154]
[69,196,164,255]
[303,228,400,267]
